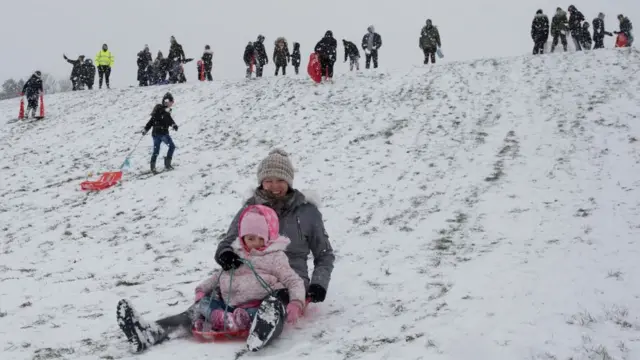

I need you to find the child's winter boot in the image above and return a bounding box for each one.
[164,156,173,170]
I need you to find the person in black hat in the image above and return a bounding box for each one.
[531,9,550,54]
[21,71,43,118]
[142,92,178,173]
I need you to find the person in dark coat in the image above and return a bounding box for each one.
[21,71,43,118]
[342,39,360,71]
[550,7,569,52]
[580,22,592,50]
[201,45,213,81]
[150,51,167,85]
[361,25,382,69]
[137,45,153,86]
[592,13,613,49]
[63,54,85,90]
[568,5,585,50]
[531,9,550,55]
[142,92,178,173]
[615,14,634,47]
[82,59,96,90]
[314,30,337,80]
[168,36,186,83]
[253,35,269,78]
[291,42,301,75]
[419,19,441,64]
[273,37,291,76]
[243,42,256,78]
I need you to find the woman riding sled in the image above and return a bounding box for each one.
[115,148,335,353]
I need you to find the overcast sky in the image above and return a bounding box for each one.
[1,0,637,88]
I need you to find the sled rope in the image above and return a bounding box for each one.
[211,258,275,333]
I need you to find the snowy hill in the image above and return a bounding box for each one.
[2,48,640,360]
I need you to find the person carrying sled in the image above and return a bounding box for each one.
[568,5,585,51]
[580,22,593,50]
[343,39,360,71]
[243,41,256,78]
[531,9,550,55]
[550,7,569,52]
[137,45,153,86]
[141,92,178,173]
[115,149,335,353]
[81,59,96,90]
[614,14,634,47]
[592,13,614,49]
[253,35,269,78]
[314,30,338,80]
[419,19,441,64]
[201,45,214,81]
[20,71,43,119]
[361,25,382,69]
[95,43,114,89]
[291,42,301,75]
[273,37,291,76]
[63,54,85,90]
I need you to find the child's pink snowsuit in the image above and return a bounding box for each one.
[195,205,306,308]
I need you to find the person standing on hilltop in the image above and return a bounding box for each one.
[419,19,441,65]
[141,93,178,174]
[342,39,360,71]
[201,45,214,81]
[314,30,337,81]
[137,45,153,86]
[361,25,382,69]
[291,42,301,75]
[253,35,269,78]
[63,54,85,90]
[82,59,96,90]
[95,43,114,89]
[20,71,43,119]
[531,9,549,55]
[592,13,613,49]
[550,7,569,52]
[273,37,291,76]
[567,5,585,51]
[614,14,634,47]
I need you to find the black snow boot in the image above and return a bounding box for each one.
[246,294,286,352]
[164,156,173,170]
[116,299,165,353]
[150,155,158,173]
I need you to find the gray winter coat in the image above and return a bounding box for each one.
[215,189,335,292]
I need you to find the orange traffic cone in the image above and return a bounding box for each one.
[38,93,45,118]
[18,96,25,120]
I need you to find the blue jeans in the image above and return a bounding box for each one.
[152,135,175,158]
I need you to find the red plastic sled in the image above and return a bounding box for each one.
[615,33,628,48]
[307,53,322,83]
[80,171,122,191]
[192,299,311,343]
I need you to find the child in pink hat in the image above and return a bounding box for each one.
[194,204,306,331]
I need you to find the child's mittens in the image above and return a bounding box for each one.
[286,301,304,324]
[195,291,205,303]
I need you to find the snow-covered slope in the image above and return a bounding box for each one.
[2,48,640,360]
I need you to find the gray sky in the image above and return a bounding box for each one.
[1,0,637,88]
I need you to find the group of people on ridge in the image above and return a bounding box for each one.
[63,43,113,90]
[531,6,633,54]
[242,25,385,81]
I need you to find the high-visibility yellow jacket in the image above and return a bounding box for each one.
[95,50,114,67]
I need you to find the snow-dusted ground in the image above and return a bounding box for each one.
[2,48,640,360]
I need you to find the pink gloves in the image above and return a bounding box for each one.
[195,291,205,303]
[286,301,304,324]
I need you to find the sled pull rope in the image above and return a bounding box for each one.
[210,259,276,333]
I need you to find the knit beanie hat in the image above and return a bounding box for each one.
[256,148,294,186]
[239,211,270,241]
